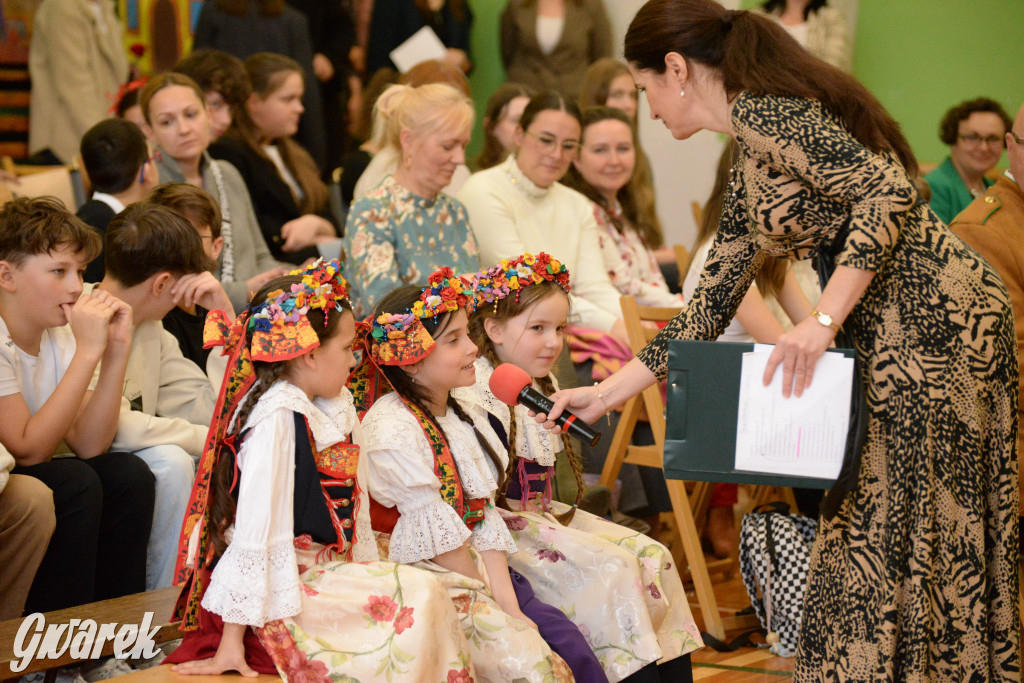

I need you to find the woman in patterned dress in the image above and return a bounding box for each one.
[537,0,1020,680]
[343,83,479,318]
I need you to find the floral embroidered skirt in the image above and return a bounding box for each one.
[501,502,704,682]
[374,535,574,683]
[256,545,474,682]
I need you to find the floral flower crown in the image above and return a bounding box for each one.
[249,258,349,334]
[471,252,570,309]
[360,267,473,366]
[203,259,351,364]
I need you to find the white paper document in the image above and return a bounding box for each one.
[389,26,447,73]
[734,347,853,480]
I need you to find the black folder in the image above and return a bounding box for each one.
[663,339,855,489]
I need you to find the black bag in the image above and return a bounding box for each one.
[738,502,816,657]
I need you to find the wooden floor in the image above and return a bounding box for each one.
[688,572,795,681]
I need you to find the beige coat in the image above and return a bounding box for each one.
[83,284,214,457]
[29,0,128,163]
[500,0,612,100]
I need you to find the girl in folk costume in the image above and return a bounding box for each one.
[164,260,475,682]
[458,252,702,682]
[353,269,602,682]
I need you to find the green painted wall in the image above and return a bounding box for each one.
[853,1,1023,165]
[737,0,1023,165]
[469,0,1024,165]
[467,0,508,161]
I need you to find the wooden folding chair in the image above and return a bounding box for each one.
[599,295,736,640]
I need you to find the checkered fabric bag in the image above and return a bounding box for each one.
[738,502,817,657]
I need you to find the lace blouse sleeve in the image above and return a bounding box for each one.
[202,409,301,626]
[362,401,472,563]
[349,421,379,563]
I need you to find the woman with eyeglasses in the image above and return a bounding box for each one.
[458,92,628,345]
[925,97,1012,224]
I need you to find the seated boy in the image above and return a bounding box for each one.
[89,202,216,590]
[0,197,154,613]
[77,118,159,282]
[147,182,233,385]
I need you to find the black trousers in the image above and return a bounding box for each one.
[14,452,155,612]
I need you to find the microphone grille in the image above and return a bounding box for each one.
[489,363,532,406]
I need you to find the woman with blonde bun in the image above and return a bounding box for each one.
[342,83,479,317]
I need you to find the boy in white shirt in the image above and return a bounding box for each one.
[89,202,218,589]
[0,197,154,612]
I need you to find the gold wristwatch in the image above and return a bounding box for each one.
[810,309,842,332]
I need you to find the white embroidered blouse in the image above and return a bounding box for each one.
[362,392,517,564]
[201,381,377,627]
[452,357,559,467]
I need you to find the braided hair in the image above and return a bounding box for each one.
[373,286,507,493]
[208,273,352,556]
[467,281,583,525]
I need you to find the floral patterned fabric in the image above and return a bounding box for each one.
[592,203,684,309]
[343,175,479,317]
[457,358,703,681]
[373,536,574,683]
[256,543,475,683]
[502,504,702,681]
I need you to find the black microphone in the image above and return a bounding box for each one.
[489,363,601,447]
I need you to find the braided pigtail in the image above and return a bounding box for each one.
[208,361,288,556]
[537,373,583,525]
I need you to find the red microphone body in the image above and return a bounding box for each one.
[489,363,601,447]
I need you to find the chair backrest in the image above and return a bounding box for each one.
[619,295,683,443]
[619,295,681,354]
[3,167,79,210]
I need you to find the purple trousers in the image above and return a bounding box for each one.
[509,567,608,682]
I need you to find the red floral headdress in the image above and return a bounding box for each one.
[470,252,570,310]
[348,267,473,416]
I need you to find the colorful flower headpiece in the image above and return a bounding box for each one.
[411,267,473,319]
[205,258,350,364]
[348,267,475,415]
[360,267,473,367]
[471,252,570,309]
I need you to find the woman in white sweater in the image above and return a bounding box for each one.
[458,92,628,344]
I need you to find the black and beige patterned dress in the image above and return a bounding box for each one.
[638,92,1019,680]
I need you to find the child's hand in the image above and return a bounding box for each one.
[95,290,133,349]
[501,602,539,631]
[170,651,258,677]
[66,294,115,357]
[172,272,235,317]
[170,623,257,677]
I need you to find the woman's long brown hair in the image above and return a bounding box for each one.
[624,0,917,175]
[224,53,329,214]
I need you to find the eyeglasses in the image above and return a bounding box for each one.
[526,130,580,156]
[1009,130,1023,145]
[958,133,1004,147]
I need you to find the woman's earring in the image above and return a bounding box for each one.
[680,84,686,97]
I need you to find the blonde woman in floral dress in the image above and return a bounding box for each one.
[343,83,479,318]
